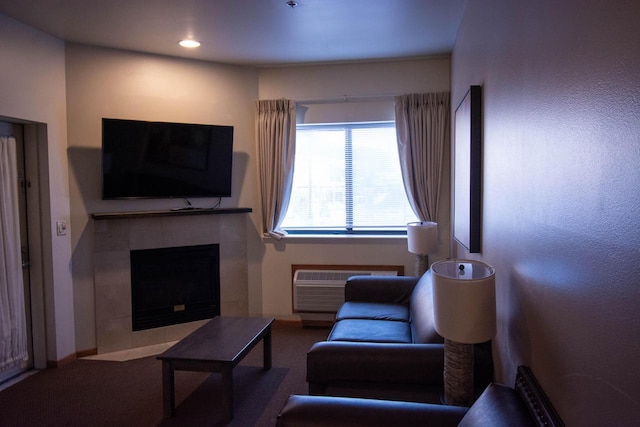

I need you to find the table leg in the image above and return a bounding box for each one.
[263,327,272,370]
[162,360,175,418]
[221,366,234,423]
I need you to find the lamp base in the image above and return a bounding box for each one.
[414,254,429,276]
[443,339,474,407]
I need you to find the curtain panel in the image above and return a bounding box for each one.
[395,92,450,223]
[0,136,28,370]
[255,99,296,239]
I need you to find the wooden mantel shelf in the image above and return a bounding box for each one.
[91,207,252,220]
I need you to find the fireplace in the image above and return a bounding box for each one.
[92,210,250,354]
[130,244,221,331]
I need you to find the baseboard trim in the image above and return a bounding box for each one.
[300,320,334,328]
[47,352,77,368]
[76,348,98,358]
[273,317,333,328]
[63,319,306,365]
[273,318,303,327]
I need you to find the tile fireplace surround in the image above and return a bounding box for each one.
[92,209,250,354]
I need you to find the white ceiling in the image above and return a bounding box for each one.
[0,0,467,66]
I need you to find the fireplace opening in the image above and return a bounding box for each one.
[130,244,220,331]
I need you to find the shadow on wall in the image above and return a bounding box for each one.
[66,146,254,351]
[67,147,251,209]
[67,147,101,212]
[66,146,253,252]
[498,227,640,422]
[67,146,102,351]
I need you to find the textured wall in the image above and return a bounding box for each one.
[64,44,260,352]
[257,59,451,319]
[451,1,640,424]
[0,14,75,363]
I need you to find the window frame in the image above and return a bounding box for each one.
[282,121,416,236]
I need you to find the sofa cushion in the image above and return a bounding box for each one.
[344,276,417,304]
[458,383,535,427]
[328,319,412,343]
[336,301,410,322]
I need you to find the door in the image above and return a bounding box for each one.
[0,121,33,384]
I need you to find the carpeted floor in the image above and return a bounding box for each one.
[0,321,330,427]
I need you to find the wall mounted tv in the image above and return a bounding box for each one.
[102,118,233,199]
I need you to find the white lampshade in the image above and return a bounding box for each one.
[431,259,496,344]
[407,221,438,255]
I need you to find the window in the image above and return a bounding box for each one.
[281,121,418,234]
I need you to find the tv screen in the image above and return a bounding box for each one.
[102,118,233,199]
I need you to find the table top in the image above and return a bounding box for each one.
[157,316,274,364]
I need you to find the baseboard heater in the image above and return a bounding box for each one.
[292,265,403,318]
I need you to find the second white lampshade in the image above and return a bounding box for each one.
[407,221,438,255]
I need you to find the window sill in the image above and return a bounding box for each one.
[263,233,407,241]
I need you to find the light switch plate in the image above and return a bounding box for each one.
[56,221,68,236]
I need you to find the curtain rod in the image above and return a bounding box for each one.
[293,94,398,105]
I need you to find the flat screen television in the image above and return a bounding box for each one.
[101,118,233,199]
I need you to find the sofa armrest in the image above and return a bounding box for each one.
[458,384,535,427]
[345,276,418,303]
[307,341,445,386]
[277,395,467,427]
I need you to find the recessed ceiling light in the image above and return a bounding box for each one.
[179,39,201,48]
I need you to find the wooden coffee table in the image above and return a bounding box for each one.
[157,316,274,422]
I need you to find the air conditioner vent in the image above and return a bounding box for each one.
[295,271,368,282]
[293,268,398,313]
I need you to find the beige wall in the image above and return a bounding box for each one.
[64,44,261,351]
[3,11,458,373]
[451,1,640,424]
[257,59,452,319]
[60,43,454,351]
[0,14,75,363]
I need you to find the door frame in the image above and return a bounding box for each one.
[24,122,47,370]
[1,118,48,371]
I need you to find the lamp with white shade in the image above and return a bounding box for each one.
[431,259,496,406]
[406,221,438,276]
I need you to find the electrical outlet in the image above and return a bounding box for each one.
[56,221,68,236]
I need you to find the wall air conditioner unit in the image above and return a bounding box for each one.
[293,268,399,313]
